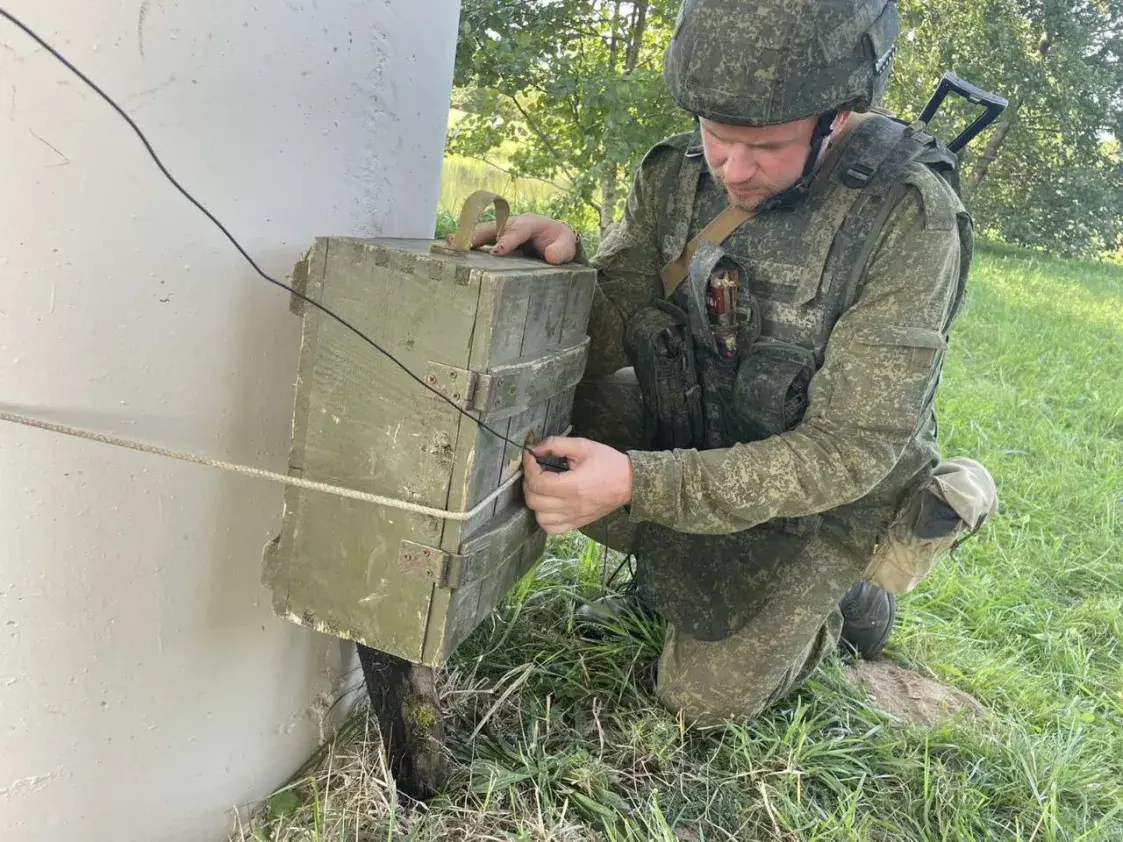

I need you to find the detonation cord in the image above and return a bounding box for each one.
[0,7,563,496]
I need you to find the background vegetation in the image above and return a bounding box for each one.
[446,0,1123,258]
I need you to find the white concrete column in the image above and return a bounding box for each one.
[0,2,461,840]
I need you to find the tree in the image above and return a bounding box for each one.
[450,1,690,235]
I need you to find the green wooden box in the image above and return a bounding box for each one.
[261,228,595,668]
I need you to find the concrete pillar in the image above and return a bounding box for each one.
[0,2,460,839]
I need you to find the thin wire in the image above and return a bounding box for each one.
[0,6,530,456]
[606,554,634,589]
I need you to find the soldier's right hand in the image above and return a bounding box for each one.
[454,214,578,265]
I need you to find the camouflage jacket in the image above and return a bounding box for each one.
[581,117,968,538]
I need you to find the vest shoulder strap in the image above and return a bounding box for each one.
[656,128,707,272]
[827,115,970,320]
[661,206,754,297]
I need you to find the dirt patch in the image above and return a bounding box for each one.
[845,660,988,727]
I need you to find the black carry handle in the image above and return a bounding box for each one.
[919,72,1009,153]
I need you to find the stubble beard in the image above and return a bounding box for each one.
[707,162,782,212]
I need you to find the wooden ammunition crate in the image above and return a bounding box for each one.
[261,215,595,668]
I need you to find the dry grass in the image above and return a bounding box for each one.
[229,644,619,842]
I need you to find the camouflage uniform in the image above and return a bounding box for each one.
[566,0,995,726]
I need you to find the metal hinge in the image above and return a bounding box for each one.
[398,540,474,589]
[422,363,479,408]
[423,339,589,416]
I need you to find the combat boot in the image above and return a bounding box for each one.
[574,579,658,633]
[838,581,897,660]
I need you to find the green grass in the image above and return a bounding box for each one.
[438,107,567,219]
[434,156,607,257]
[438,154,563,221]
[435,113,602,252]
[233,244,1123,841]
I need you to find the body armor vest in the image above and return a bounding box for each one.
[622,112,972,641]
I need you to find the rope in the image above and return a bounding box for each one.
[0,410,539,523]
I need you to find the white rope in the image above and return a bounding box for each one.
[0,410,538,522]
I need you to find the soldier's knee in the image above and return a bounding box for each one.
[653,625,787,727]
[654,675,775,728]
[653,616,840,727]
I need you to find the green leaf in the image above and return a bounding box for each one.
[267,790,302,821]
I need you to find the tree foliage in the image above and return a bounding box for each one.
[450,0,1123,257]
[450,1,691,233]
[883,0,1123,257]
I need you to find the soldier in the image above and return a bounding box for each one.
[460,0,997,726]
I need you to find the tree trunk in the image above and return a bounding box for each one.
[599,173,619,234]
[607,0,622,70]
[599,1,625,235]
[963,101,1019,201]
[625,1,649,70]
[599,1,650,235]
[357,643,447,801]
[963,30,1042,200]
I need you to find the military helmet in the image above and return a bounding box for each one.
[664,0,901,127]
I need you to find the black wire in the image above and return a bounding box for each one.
[606,554,634,589]
[0,7,532,456]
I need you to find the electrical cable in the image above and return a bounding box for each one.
[0,6,546,461]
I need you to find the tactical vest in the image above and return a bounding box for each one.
[622,112,973,641]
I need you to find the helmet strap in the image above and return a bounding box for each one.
[759,108,839,212]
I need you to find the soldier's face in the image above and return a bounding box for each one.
[699,113,848,210]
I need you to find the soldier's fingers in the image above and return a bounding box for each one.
[522,453,560,499]
[522,464,573,495]
[522,447,545,480]
[523,489,565,514]
[469,220,500,248]
[444,221,498,249]
[532,436,588,461]
[534,511,572,534]
[523,463,573,498]
[490,221,535,257]
[541,227,576,265]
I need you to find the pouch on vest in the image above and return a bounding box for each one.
[729,335,824,539]
[624,303,705,450]
[862,457,998,594]
[675,242,762,448]
[731,338,817,441]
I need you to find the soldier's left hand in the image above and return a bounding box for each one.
[522,437,633,535]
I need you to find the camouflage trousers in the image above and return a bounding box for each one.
[572,369,864,727]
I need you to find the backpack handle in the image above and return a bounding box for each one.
[919,72,1009,153]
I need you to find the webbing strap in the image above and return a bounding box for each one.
[660,205,754,298]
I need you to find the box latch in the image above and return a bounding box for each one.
[422,364,479,409]
[474,338,589,414]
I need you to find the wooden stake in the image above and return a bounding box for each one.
[356,643,448,800]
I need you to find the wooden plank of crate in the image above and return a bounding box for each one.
[264,238,479,663]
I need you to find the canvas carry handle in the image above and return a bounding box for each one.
[434,189,511,255]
